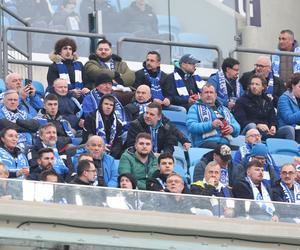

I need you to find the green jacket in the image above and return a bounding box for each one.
[118,147,158,190]
[84,54,135,89]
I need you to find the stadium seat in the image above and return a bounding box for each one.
[270,153,294,169]
[173,146,187,170]
[266,138,299,156]
[0,79,6,93]
[32,80,45,97]
[162,110,190,140]
[230,135,246,148]
[188,147,212,167]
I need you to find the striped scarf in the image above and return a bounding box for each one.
[217,69,242,102]
[143,68,164,100]
[95,110,117,145]
[56,61,83,90]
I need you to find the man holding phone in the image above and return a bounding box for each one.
[3,72,43,115]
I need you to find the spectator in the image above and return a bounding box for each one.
[233,143,280,188]
[4,72,43,115]
[27,148,55,181]
[186,83,240,149]
[27,123,70,181]
[0,128,29,179]
[239,56,285,107]
[70,159,97,185]
[134,51,182,111]
[233,128,277,168]
[272,29,300,83]
[83,94,123,159]
[146,153,175,192]
[125,102,181,155]
[0,90,34,150]
[119,132,157,190]
[234,74,294,140]
[47,37,89,100]
[71,135,118,187]
[164,54,205,111]
[232,160,278,221]
[40,169,60,183]
[118,173,137,189]
[165,173,188,194]
[84,39,135,89]
[34,94,75,149]
[82,74,129,129]
[277,73,300,143]
[120,0,158,36]
[193,144,235,187]
[208,57,243,109]
[49,78,83,129]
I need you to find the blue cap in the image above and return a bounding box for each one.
[250,143,268,157]
[179,54,201,65]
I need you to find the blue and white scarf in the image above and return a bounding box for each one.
[280,181,300,204]
[266,72,274,97]
[95,110,117,145]
[246,176,275,216]
[217,69,241,102]
[99,58,115,71]
[272,47,300,77]
[220,168,229,186]
[197,103,232,139]
[174,69,205,100]
[133,101,151,115]
[56,61,83,90]
[144,68,164,100]
[149,120,162,153]
[50,145,69,176]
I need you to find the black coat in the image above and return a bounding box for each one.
[239,69,286,107]
[234,91,277,130]
[125,115,179,154]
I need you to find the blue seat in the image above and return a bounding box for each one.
[266,138,299,156]
[0,79,6,93]
[32,80,45,97]
[270,154,294,169]
[173,146,187,170]
[188,147,213,167]
[162,110,190,140]
[230,135,246,148]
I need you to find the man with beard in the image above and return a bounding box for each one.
[27,123,70,181]
[208,57,242,109]
[83,94,123,159]
[71,135,118,187]
[164,54,205,111]
[27,148,55,181]
[84,39,135,89]
[119,132,157,190]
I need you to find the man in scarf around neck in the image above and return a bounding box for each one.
[272,164,300,222]
[232,160,279,222]
[208,57,242,110]
[83,94,123,159]
[164,54,205,111]
[186,83,240,149]
[239,56,285,107]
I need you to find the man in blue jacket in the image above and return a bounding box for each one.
[186,83,240,149]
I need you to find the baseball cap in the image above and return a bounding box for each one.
[214,144,232,162]
[250,143,268,157]
[179,54,201,65]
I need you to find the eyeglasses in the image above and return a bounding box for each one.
[254,64,269,68]
[246,134,261,138]
[281,171,295,176]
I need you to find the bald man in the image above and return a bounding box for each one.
[239,56,286,107]
[71,135,118,187]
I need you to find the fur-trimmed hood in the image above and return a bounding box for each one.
[49,52,79,63]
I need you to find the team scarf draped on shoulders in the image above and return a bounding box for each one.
[174,68,205,100]
[56,61,83,90]
[217,69,242,101]
[143,68,164,101]
[95,110,117,146]
[280,181,300,204]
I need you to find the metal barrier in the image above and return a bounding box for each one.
[229,47,300,58]
[2,26,106,78]
[117,37,223,68]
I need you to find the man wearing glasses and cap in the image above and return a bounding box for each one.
[164,54,205,111]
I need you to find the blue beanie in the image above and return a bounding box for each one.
[250,143,268,157]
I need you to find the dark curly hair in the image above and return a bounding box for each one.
[54,37,77,54]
